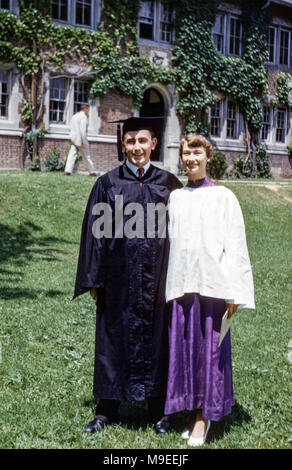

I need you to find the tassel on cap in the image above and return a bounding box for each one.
[117,123,123,161]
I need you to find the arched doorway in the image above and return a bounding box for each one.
[140,88,165,161]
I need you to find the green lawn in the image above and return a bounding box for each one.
[0,171,291,449]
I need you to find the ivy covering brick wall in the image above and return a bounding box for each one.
[0,0,290,171]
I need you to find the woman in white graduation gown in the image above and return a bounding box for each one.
[164,133,255,446]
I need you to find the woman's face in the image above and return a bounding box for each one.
[181,142,210,180]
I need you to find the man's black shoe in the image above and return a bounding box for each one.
[154,416,171,434]
[84,414,110,433]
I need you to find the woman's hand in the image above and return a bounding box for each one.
[226,303,239,319]
[90,288,98,305]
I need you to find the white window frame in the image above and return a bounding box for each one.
[51,0,100,30]
[275,107,288,143]
[266,25,292,67]
[261,105,273,143]
[212,13,242,57]
[226,99,239,139]
[44,73,99,139]
[73,79,89,114]
[0,65,22,135]
[49,77,68,124]
[260,105,291,148]
[228,15,242,57]
[138,0,175,45]
[209,97,243,145]
[74,0,92,28]
[0,69,10,120]
[279,27,291,67]
[212,13,226,55]
[267,26,277,64]
[210,99,223,137]
[158,1,175,44]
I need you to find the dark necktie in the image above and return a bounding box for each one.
[138,167,144,187]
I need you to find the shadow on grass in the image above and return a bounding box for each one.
[0,221,74,299]
[82,398,251,436]
[0,221,73,267]
[82,398,153,431]
[0,287,65,300]
[207,401,251,444]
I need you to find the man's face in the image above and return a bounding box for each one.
[122,130,157,168]
[82,107,89,116]
[181,143,210,180]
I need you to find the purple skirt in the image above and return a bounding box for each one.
[164,293,234,421]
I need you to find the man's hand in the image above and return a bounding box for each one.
[82,141,86,148]
[226,303,239,319]
[90,288,98,305]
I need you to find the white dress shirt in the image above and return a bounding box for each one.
[126,159,150,177]
[165,185,255,309]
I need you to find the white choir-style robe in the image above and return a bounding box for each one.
[165,184,255,309]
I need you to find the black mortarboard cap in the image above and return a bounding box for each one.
[108,116,165,161]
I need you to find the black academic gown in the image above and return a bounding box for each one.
[73,163,182,402]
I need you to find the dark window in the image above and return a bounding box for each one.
[227,101,237,138]
[74,81,89,113]
[213,14,224,53]
[279,29,290,65]
[261,106,271,140]
[0,0,10,10]
[139,1,154,40]
[51,0,68,22]
[229,17,241,56]
[76,0,91,27]
[159,2,173,43]
[268,27,276,63]
[49,78,66,123]
[276,108,286,143]
[0,70,9,118]
[210,100,222,137]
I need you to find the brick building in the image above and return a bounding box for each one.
[0,0,291,176]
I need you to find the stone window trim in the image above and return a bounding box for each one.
[209,96,243,144]
[44,72,99,138]
[261,104,272,141]
[0,64,22,135]
[213,13,227,55]
[51,0,101,31]
[260,104,291,146]
[266,24,291,67]
[138,1,175,47]
[212,12,243,57]
[0,69,9,119]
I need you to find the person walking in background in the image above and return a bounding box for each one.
[64,104,98,176]
[164,133,255,447]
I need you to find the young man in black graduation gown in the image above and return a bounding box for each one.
[73,117,182,434]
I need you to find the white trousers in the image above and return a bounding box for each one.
[65,142,95,174]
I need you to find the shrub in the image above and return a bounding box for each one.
[256,144,271,178]
[44,147,65,172]
[230,145,271,178]
[285,141,292,158]
[28,156,41,171]
[231,156,254,178]
[207,150,229,179]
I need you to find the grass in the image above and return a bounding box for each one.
[0,171,291,449]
